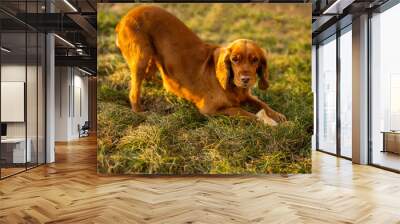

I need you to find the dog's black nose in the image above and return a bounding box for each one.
[241,76,250,84]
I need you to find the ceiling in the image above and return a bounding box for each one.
[0,0,97,74]
[312,0,390,43]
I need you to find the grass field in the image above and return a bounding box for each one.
[97,3,312,174]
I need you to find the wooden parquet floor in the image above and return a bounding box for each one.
[1,136,400,224]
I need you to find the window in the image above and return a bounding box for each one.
[317,35,337,154]
[339,27,352,158]
[0,1,47,179]
[370,3,400,171]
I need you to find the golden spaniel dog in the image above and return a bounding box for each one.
[116,5,286,123]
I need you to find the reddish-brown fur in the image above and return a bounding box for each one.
[116,5,286,122]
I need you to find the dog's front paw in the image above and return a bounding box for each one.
[273,112,287,123]
[256,110,278,126]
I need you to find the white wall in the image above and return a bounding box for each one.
[1,65,39,138]
[71,72,89,138]
[55,66,70,141]
[1,65,26,139]
[1,63,46,164]
[1,64,25,81]
[54,67,89,141]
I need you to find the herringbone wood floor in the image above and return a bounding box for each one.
[1,136,400,224]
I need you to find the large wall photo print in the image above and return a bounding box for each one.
[97,3,312,175]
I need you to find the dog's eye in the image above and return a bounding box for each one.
[251,57,259,64]
[231,56,240,63]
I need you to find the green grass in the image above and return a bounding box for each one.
[97,3,312,174]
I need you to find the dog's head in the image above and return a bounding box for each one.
[214,39,269,90]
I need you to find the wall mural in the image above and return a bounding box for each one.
[97,3,312,175]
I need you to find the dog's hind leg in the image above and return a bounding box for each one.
[144,58,161,84]
[117,20,156,112]
[121,38,155,112]
[126,48,155,113]
[129,67,142,112]
[128,58,150,112]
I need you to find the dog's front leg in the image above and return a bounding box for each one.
[215,107,258,119]
[215,107,276,126]
[245,96,286,122]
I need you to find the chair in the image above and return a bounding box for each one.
[79,121,90,138]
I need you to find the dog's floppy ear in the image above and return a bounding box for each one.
[257,48,269,90]
[214,47,232,90]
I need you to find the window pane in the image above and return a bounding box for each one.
[340,28,352,158]
[371,3,400,171]
[1,30,27,177]
[318,36,337,154]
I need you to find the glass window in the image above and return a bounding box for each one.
[371,3,400,171]
[339,27,352,158]
[1,30,28,177]
[0,1,46,179]
[317,35,337,154]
